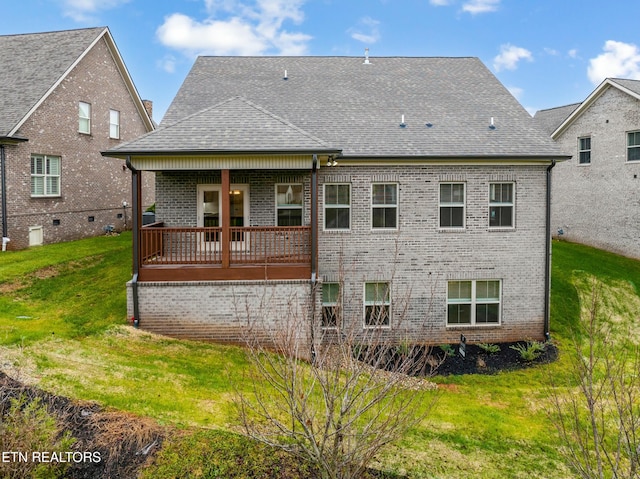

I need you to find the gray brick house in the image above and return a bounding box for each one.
[0,27,154,250]
[104,55,567,348]
[535,78,640,259]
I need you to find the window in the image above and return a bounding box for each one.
[79,102,91,134]
[372,183,398,229]
[324,184,350,230]
[31,155,60,197]
[439,183,465,228]
[364,282,390,328]
[447,280,501,326]
[489,183,514,228]
[109,109,120,139]
[276,184,303,226]
[322,283,339,328]
[627,131,640,162]
[578,136,591,164]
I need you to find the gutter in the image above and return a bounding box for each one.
[126,156,140,327]
[310,154,318,362]
[544,159,556,340]
[1,145,8,250]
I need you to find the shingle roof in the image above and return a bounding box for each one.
[533,103,581,136]
[0,27,107,137]
[110,96,340,154]
[609,78,640,97]
[112,56,564,159]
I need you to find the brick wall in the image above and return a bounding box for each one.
[128,280,313,356]
[137,163,549,346]
[552,86,640,259]
[1,36,154,249]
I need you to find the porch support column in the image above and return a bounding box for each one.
[127,157,141,325]
[221,169,231,269]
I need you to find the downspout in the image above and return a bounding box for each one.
[544,159,556,341]
[1,145,8,251]
[310,154,319,362]
[127,156,140,327]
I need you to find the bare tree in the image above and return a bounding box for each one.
[547,279,640,479]
[236,279,441,479]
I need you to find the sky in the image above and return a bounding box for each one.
[3,0,640,123]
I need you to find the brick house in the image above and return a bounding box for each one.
[0,27,154,250]
[104,55,567,348]
[535,78,640,259]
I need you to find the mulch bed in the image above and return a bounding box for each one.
[435,341,559,376]
[0,371,164,479]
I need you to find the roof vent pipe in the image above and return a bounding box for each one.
[283,69,288,80]
[363,48,371,65]
[489,117,496,129]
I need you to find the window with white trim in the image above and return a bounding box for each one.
[578,136,591,164]
[627,131,640,162]
[371,183,398,229]
[276,184,303,226]
[439,183,465,228]
[322,283,339,328]
[489,183,514,228]
[79,102,91,134]
[31,155,61,197]
[324,184,350,230]
[447,280,501,325]
[364,282,390,328]
[109,109,120,139]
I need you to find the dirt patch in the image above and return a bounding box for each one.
[0,371,164,479]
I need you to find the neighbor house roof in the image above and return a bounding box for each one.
[541,78,640,139]
[107,56,564,160]
[0,27,154,139]
[534,103,581,136]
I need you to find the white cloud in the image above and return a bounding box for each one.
[568,49,578,59]
[587,40,640,84]
[157,54,177,74]
[462,0,500,14]
[157,0,311,57]
[349,17,381,44]
[507,85,523,100]
[493,44,533,72]
[60,0,129,22]
[429,0,452,5]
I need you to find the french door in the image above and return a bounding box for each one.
[197,184,249,251]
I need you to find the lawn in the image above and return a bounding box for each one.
[1,234,639,478]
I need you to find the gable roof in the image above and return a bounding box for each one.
[546,78,640,139]
[109,56,562,160]
[0,27,153,139]
[109,96,340,154]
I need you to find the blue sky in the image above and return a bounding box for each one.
[3,0,640,123]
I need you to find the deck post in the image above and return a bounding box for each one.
[221,169,231,269]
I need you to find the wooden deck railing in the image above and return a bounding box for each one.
[140,225,311,266]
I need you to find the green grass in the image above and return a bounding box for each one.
[0,232,133,344]
[1,236,639,477]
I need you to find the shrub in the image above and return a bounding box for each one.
[510,341,546,361]
[477,343,501,354]
[439,344,456,357]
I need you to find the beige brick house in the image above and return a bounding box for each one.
[535,78,640,259]
[104,55,567,349]
[0,27,154,250]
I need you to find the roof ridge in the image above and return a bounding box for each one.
[234,97,334,148]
